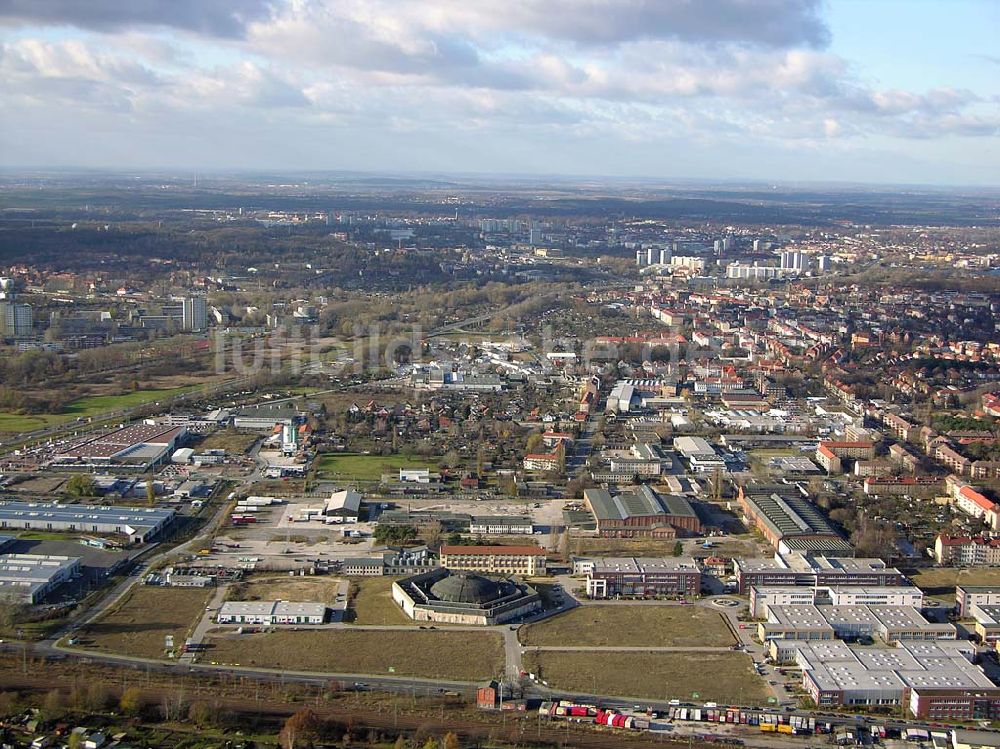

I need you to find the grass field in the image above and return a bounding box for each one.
[0,385,202,434]
[315,453,438,482]
[0,413,61,432]
[520,606,735,648]
[524,652,767,704]
[203,630,503,680]
[348,577,412,625]
[907,568,1000,601]
[229,575,345,605]
[77,586,213,658]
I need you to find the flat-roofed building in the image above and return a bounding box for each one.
[827,586,924,609]
[674,435,726,472]
[737,484,851,554]
[791,640,999,719]
[759,604,954,645]
[51,421,187,471]
[0,553,81,603]
[863,476,942,497]
[468,516,534,535]
[584,485,701,538]
[952,730,1000,749]
[734,551,903,594]
[957,586,1000,618]
[750,585,923,618]
[750,586,818,618]
[585,556,701,599]
[232,404,299,430]
[440,544,547,576]
[0,501,174,543]
[216,601,327,625]
[968,605,1000,643]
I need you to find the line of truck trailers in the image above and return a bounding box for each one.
[538,701,925,743]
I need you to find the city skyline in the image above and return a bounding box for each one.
[1,0,999,185]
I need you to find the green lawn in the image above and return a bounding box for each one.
[61,386,202,416]
[0,413,60,432]
[314,453,438,482]
[0,385,202,433]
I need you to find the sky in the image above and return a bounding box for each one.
[0,0,998,185]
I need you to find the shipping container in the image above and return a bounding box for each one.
[761,724,776,733]
[777,724,793,734]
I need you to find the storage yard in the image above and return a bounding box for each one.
[525,651,768,704]
[202,629,505,681]
[520,605,735,648]
[77,585,214,659]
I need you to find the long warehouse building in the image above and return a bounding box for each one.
[737,484,853,555]
[0,501,175,543]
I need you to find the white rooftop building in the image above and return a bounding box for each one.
[216,600,327,625]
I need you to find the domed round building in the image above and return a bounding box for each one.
[392,568,542,625]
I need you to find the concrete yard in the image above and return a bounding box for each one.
[524,651,768,704]
[201,629,505,681]
[519,605,736,648]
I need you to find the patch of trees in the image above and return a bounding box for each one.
[374,525,418,545]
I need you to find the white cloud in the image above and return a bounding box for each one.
[0,0,996,180]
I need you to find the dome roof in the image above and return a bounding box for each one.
[429,572,506,604]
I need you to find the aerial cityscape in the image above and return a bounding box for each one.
[1,1,999,749]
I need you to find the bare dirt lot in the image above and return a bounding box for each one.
[524,651,768,704]
[520,605,735,648]
[197,430,259,455]
[77,586,213,658]
[228,575,346,604]
[203,629,504,681]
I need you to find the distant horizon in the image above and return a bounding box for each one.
[1,165,999,193]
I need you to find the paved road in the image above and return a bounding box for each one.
[503,627,523,684]
[524,645,738,653]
